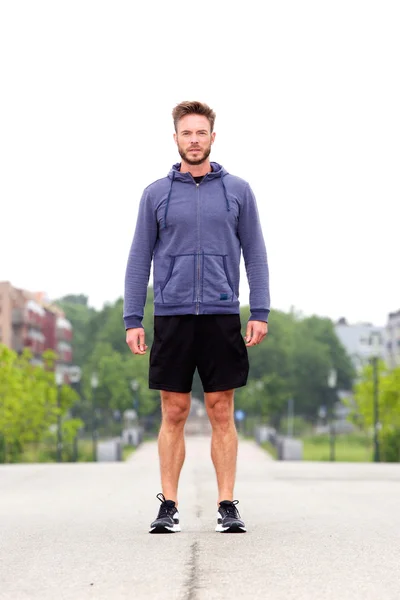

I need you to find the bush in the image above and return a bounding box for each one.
[280,416,313,437]
[380,428,400,462]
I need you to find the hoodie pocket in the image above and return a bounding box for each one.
[160,254,196,304]
[202,254,234,303]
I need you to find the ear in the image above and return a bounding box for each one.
[173,132,178,145]
[211,132,216,144]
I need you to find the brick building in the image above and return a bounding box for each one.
[0,281,74,382]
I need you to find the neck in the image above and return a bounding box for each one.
[180,159,211,177]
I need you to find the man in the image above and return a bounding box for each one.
[124,101,270,533]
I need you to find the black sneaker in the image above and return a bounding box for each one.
[149,493,181,534]
[215,500,246,533]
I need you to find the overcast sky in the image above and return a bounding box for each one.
[1,1,399,327]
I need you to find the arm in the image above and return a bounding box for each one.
[237,183,270,331]
[123,188,158,332]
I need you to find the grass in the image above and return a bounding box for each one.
[260,433,374,462]
[7,439,137,463]
[261,441,278,459]
[122,445,136,461]
[17,440,96,463]
[302,433,373,462]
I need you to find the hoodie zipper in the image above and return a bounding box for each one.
[196,183,201,314]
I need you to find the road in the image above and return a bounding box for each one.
[0,435,399,599]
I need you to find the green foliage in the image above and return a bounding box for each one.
[380,428,400,462]
[280,415,313,437]
[54,289,357,436]
[349,363,400,430]
[347,363,400,462]
[261,441,278,459]
[56,295,96,365]
[58,294,89,306]
[81,341,158,417]
[301,433,373,462]
[0,345,82,463]
[235,307,355,424]
[58,289,160,421]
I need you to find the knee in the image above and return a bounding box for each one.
[161,393,190,427]
[207,393,234,431]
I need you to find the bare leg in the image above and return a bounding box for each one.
[204,390,237,503]
[158,391,191,505]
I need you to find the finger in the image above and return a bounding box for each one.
[128,338,140,354]
[247,328,266,346]
[245,323,253,344]
[126,333,141,355]
[246,331,258,347]
[139,331,146,353]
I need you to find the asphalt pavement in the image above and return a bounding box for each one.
[1,435,399,599]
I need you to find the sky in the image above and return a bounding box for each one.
[1,1,399,328]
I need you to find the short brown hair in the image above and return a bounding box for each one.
[172,101,216,132]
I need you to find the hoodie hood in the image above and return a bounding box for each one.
[168,161,228,182]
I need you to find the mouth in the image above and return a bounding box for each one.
[189,148,201,152]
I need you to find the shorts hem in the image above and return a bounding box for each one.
[149,382,192,394]
[203,380,248,393]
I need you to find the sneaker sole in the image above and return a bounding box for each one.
[149,523,181,534]
[215,524,246,533]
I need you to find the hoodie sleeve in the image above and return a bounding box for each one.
[237,183,270,322]
[123,188,158,329]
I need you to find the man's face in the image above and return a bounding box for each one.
[174,114,215,166]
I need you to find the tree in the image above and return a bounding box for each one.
[350,362,400,429]
[347,363,400,461]
[0,345,82,462]
[82,341,159,419]
[235,309,355,425]
[56,289,356,431]
[56,296,96,366]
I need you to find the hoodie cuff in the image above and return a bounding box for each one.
[249,309,270,323]
[124,316,144,330]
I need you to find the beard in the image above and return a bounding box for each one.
[177,143,212,166]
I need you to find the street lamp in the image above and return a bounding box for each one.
[327,368,337,462]
[130,379,139,408]
[130,379,140,430]
[91,372,99,462]
[55,371,63,463]
[254,380,264,423]
[287,398,295,437]
[68,366,82,462]
[69,366,82,386]
[369,331,381,463]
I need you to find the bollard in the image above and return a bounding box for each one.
[277,436,303,461]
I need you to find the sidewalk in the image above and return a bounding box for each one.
[0,435,399,599]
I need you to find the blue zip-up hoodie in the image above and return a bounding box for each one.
[123,161,270,329]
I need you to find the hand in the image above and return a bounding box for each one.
[244,320,268,347]
[126,327,148,355]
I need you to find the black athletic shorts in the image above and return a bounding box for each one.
[149,314,249,393]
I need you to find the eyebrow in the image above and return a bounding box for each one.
[180,129,209,134]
